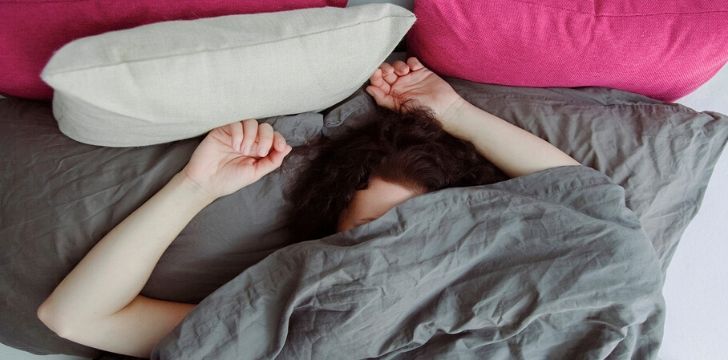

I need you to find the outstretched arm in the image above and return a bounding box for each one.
[37,120,292,358]
[437,96,580,177]
[38,171,213,358]
[366,57,579,178]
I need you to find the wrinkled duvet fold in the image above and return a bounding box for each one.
[152,165,664,359]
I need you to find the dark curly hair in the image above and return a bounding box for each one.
[284,105,507,241]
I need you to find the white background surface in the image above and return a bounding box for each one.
[658,62,728,360]
[659,146,728,360]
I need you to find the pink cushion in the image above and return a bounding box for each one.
[0,0,347,100]
[407,0,728,102]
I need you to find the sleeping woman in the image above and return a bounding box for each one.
[37,57,580,358]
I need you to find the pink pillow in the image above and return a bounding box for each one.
[0,0,347,100]
[407,0,728,102]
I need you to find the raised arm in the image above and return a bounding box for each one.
[37,120,292,358]
[437,96,580,177]
[365,57,579,178]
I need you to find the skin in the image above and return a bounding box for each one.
[337,176,422,232]
[37,57,580,358]
[366,57,580,178]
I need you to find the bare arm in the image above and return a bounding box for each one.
[366,57,579,178]
[437,95,579,178]
[38,120,292,358]
[37,171,211,358]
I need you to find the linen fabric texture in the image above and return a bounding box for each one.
[41,3,415,147]
[407,0,728,102]
[0,0,347,100]
[326,70,728,272]
[2,67,727,356]
[0,99,323,358]
[151,165,665,359]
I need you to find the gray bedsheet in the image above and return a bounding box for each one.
[151,165,664,359]
[3,52,727,358]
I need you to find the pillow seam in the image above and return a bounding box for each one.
[44,14,414,77]
[507,1,728,17]
[461,93,703,113]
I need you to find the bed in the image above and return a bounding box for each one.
[1,1,728,359]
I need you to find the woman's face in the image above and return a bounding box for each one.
[337,176,421,232]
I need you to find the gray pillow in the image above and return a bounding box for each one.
[0,97,322,357]
[323,67,728,273]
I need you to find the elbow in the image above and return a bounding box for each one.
[37,301,75,339]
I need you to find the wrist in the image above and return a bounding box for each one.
[437,95,468,133]
[173,170,219,206]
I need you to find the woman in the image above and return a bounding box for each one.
[37,57,579,358]
[285,105,510,241]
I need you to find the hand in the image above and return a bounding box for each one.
[365,56,462,123]
[181,119,293,200]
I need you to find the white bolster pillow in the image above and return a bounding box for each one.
[41,4,415,147]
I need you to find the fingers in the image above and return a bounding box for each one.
[406,56,425,71]
[241,119,258,154]
[229,121,244,152]
[377,57,424,85]
[369,68,391,93]
[392,60,410,76]
[256,123,274,157]
[379,62,398,84]
[235,120,287,158]
[365,85,395,110]
[254,142,293,176]
[272,131,287,152]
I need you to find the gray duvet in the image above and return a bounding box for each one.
[151,165,664,359]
